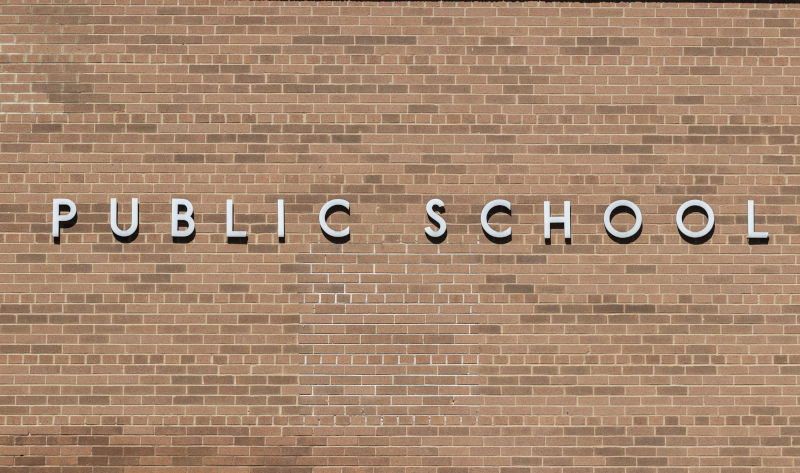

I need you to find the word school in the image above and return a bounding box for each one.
[50,198,769,242]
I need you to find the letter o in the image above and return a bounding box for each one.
[603,200,642,239]
[676,199,714,239]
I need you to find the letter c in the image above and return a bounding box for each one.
[319,199,350,239]
[481,199,511,239]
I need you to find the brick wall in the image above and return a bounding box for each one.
[2,1,800,472]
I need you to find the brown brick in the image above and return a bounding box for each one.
[0,3,797,472]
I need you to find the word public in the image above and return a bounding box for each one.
[50,198,769,242]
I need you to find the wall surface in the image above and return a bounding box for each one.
[2,1,800,472]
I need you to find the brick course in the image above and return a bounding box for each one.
[2,1,800,472]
